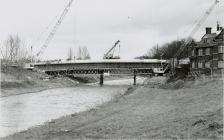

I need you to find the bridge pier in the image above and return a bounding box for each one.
[133,70,137,85]
[100,71,104,86]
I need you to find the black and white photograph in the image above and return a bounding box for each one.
[0,0,224,139]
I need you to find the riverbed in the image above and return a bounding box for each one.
[0,78,145,138]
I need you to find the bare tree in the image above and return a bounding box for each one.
[76,47,82,60]
[67,47,73,61]
[82,46,90,60]
[4,35,21,61]
[76,46,91,60]
[135,38,191,60]
[2,35,30,66]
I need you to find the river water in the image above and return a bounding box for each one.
[0,78,146,138]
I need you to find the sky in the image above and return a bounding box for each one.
[0,0,223,60]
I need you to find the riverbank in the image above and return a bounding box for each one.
[1,67,134,97]
[1,68,78,97]
[0,83,132,138]
[4,77,223,139]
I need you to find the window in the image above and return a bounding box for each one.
[191,62,195,68]
[213,54,218,60]
[198,61,203,68]
[218,46,224,53]
[191,49,195,56]
[205,61,210,68]
[198,49,203,56]
[205,48,210,55]
[218,61,224,68]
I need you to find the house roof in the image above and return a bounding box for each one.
[215,29,224,40]
[194,29,223,48]
[201,33,217,39]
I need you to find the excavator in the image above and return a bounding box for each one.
[103,40,121,59]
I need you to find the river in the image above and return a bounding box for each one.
[0,78,146,138]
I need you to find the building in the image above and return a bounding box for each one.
[189,26,224,75]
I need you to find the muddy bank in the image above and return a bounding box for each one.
[4,78,223,139]
[1,67,134,97]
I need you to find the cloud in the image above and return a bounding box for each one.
[0,0,223,59]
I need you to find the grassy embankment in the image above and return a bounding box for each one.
[4,76,223,139]
[0,67,79,97]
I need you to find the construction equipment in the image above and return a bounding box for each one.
[103,40,121,59]
[174,0,219,59]
[36,0,75,58]
[169,0,220,74]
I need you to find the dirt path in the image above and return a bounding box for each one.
[4,79,223,139]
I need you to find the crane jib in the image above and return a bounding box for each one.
[174,0,219,58]
[36,0,75,58]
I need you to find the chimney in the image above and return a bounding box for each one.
[217,22,220,31]
[217,21,223,31]
[206,27,212,34]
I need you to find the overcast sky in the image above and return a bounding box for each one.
[0,0,223,60]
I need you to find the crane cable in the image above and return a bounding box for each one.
[31,15,59,49]
[36,0,75,58]
[175,0,219,58]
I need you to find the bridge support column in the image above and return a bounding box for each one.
[100,71,104,86]
[133,70,137,85]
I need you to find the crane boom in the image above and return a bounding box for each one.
[36,0,74,57]
[103,40,120,59]
[175,0,219,58]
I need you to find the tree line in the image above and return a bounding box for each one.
[1,34,92,65]
[136,39,191,60]
[1,35,31,66]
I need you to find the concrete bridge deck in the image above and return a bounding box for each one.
[34,59,168,85]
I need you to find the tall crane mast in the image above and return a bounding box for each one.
[36,0,75,58]
[174,0,219,58]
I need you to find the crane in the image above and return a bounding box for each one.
[174,0,219,58]
[103,40,121,59]
[36,0,75,58]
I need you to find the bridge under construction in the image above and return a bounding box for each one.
[33,59,168,85]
